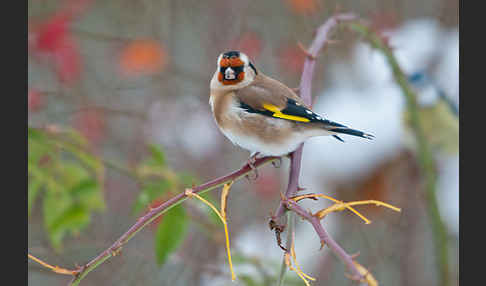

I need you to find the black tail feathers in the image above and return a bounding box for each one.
[330,127,374,142]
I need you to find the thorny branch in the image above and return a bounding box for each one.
[283,199,363,281]
[29,156,278,285]
[269,12,369,282]
[271,12,356,224]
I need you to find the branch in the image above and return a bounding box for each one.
[268,12,368,284]
[272,12,357,224]
[27,156,278,286]
[283,199,363,281]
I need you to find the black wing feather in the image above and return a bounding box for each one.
[239,98,374,140]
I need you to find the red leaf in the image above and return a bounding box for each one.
[119,40,168,76]
[35,14,71,53]
[29,0,93,85]
[28,88,45,112]
[147,198,166,229]
[52,37,81,84]
[286,0,319,14]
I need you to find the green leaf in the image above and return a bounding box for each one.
[49,205,91,239]
[43,189,92,251]
[42,163,104,251]
[28,132,53,166]
[28,127,46,141]
[28,178,43,217]
[154,204,188,265]
[147,144,166,166]
[70,178,105,211]
[28,127,106,250]
[43,190,73,251]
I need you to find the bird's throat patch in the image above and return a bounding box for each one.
[219,67,245,85]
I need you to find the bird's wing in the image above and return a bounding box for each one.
[235,74,333,124]
[234,74,374,141]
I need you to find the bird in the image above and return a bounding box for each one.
[209,50,374,168]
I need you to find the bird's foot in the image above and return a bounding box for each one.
[271,157,282,168]
[245,152,260,181]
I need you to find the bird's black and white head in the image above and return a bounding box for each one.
[210,50,258,90]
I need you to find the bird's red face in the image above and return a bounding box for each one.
[218,51,246,85]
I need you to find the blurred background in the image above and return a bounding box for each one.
[28,0,458,285]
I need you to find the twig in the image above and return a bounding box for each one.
[28,254,77,276]
[283,199,363,281]
[277,212,295,286]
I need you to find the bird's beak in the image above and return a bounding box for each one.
[224,67,236,80]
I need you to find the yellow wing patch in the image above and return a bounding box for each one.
[262,103,310,123]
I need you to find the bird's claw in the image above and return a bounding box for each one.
[271,157,282,168]
[245,152,259,181]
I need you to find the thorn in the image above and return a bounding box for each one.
[75,264,86,273]
[297,186,306,191]
[269,219,287,251]
[320,240,326,250]
[110,246,122,257]
[297,42,317,60]
[271,157,282,168]
[245,153,259,181]
[350,252,361,259]
[269,219,275,230]
[268,218,285,232]
[184,188,194,197]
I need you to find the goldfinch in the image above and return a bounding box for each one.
[209,50,374,160]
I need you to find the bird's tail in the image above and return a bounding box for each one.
[324,124,374,142]
[330,127,374,140]
[320,119,374,142]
